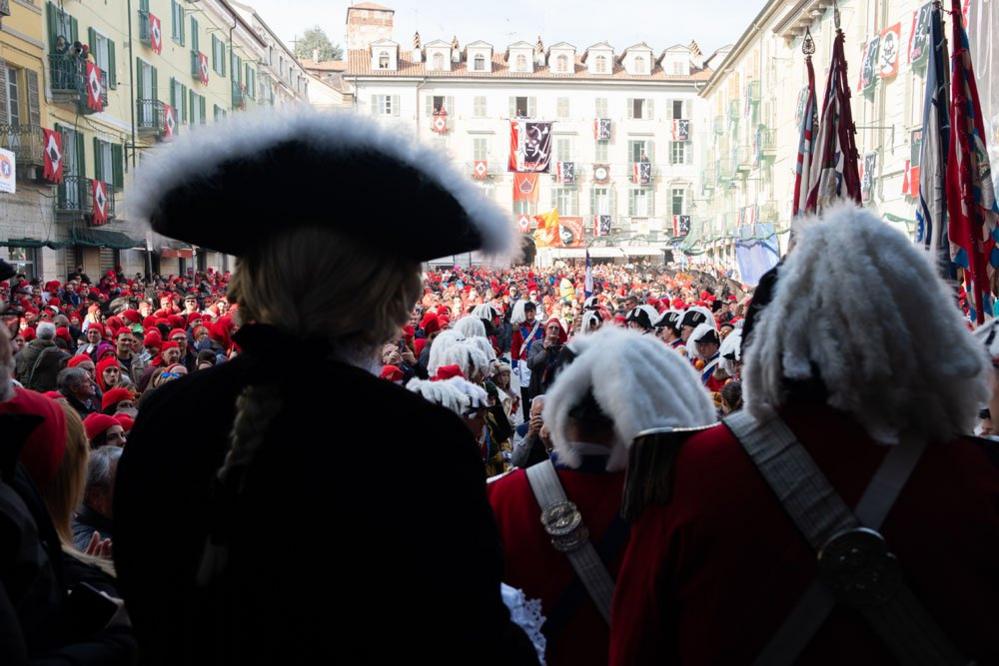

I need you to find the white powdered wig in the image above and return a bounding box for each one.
[427,330,492,378]
[719,327,743,376]
[406,376,488,417]
[543,327,716,472]
[129,107,515,257]
[743,203,990,444]
[454,316,487,339]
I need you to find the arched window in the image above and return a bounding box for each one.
[516,53,528,72]
[474,54,486,71]
[556,54,569,73]
[378,51,390,69]
[595,55,608,74]
[634,57,646,74]
[432,52,444,70]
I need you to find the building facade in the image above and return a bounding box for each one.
[0,0,304,281]
[696,0,998,270]
[341,3,712,263]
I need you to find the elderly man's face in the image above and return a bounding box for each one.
[171,333,187,355]
[72,375,96,399]
[162,347,182,365]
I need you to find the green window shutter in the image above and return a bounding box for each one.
[139,0,148,11]
[151,66,157,101]
[70,16,78,44]
[135,58,144,105]
[108,39,117,88]
[221,43,226,76]
[112,143,123,189]
[189,92,194,124]
[169,77,175,106]
[200,96,206,123]
[425,95,432,117]
[182,84,188,122]
[25,70,41,126]
[46,3,58,53]
[92,137,102,181]
[88,27,96,52]
[190,18,198,52]
[76,132,84,177]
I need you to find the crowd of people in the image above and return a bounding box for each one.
[0,109,996,665]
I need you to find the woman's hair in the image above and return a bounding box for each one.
[46,403,89,545]
[228,227,421,360]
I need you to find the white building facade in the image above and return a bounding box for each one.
[341,3,712,262]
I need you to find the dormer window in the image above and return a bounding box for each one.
[555,54,569,73]
[378,52,390,69]
[432,52,444,70]
[595,55,608,74]
[516,53,528,72]
[473,54,486,71]
[635,57,647,74]
[672,61,685,75]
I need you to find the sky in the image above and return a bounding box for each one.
[245,0,763,60]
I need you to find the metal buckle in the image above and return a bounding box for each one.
[540,500,589,553]
[817,527,902,608]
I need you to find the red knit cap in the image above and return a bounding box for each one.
[142,315,158,329]
[101,387,135,412]
[414,338,428,357]
[21,327,35,342]
[121,309,141,324]
[143,330,162,348]
[0,387,67,492]
[168,328,187,340]
[167,314,184,329]
[115,414,134,433]
[95,356,122,392]
[433,365,464,381]
[55,326,72,345]
[67,354,92,368]
[83,413,119,443]
[379,365,405,382]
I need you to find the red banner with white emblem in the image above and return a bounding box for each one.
[472,160,488,180]
[198,52,210,85]
[85,61,104,112]
[42,129,63,184]
[512,173,539,203]
[149,13,163,54]
[91,180,109,226]
[162,104,176,139]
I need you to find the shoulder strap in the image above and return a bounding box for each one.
[723,410,968,666]
[525,460,615,623]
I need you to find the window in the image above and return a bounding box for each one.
[629,188,653,217]
[372,94,399,116]
[214,104,226,121]
[171,0,184,45]
[556,137,573,162]
[594,141,608,162]
[6,67,20,127]
[629,140,653,163]
[171,78,186,122]
[672,61,685,75]
[94,138,112,183]
[432,96,446,113]
[378,51,390,69]
[514,96,529,117]
[671,188,685,215]
[592,187,613,215]
[595,55,608,74]
[595,97,608,118]
[473,54,486,71]
[515,53,528,72]
[189,92,205,124]
[634,57,647,74]
[553,188,578,215]
[190,17,199,52]
[473,96,487,117]
[632,98,645,119]
[514,200,537,216]
[245,66,255,99]
[432,52,444,70]
[7,247,39,280]
[472,137,488,161]
[212,35,226,76]
[556,97,569,119]
[671,141,686,164]
[555,54,569,73]
[672,100,684,119]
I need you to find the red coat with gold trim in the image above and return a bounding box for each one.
[610,402,999,665]
[488,456,626,666]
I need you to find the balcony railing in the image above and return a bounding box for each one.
[55,176,115,221]
[136,98,164,134]
[48,55,107,113]
[138,9,151,44]
[0,124,45,169]
[759,127,777,158]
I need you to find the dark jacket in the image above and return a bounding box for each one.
[527,342,563,397]
[113,324,539,666]
[72,504,113,552]
[14,339,68,392]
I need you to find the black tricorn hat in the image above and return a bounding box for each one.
[131,110,515,261]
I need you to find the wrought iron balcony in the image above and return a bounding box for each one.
[136,98,165,135]
[48,55,107,114]
[736,145,754,172]
[0,124,45,170]
[55,176,116,222]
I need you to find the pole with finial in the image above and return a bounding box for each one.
[833,0,842,33]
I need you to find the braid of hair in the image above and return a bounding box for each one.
[218,384,284,494]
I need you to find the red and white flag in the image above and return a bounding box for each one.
[42,128,63,184]
[91,180,109,226]
[472,160,488,180]
[517,214,532,233]
[149,13,163,54]
[162,103,176,139]
[432,105,448,134]
[879,23,901,79]
[85,61,104,112]
[198,52,210,85]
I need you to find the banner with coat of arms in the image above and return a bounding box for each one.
[85,61,104,112]
[472,160,488,180]
[671,119,690,142]
[631,161,651,185]
[672,215,691,238]
[162,103,176,139]
[556,161,575,185]
[198,52,210,85]
[91,180,109,226]
[432,106,448,134]
[858,35,880,92]
[594,118,611,141]
[0,149,15,194]
[908,3,932,65]
[593,214,612,237]
[42,128,63,184]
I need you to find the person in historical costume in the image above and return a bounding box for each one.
[610,205,999,665]
[688,323,726,393]
[511,300,545,419]
[489,327,716,666]
[624,305,660,333]
[112,110,539,665]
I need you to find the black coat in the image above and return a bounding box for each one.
[113,324,538,665]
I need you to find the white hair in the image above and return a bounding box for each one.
[470,303,499,321]
[743,204,989,444]
[427,329,493,378]
[406,376,489,417]
[543,327,717,472]
[36,322,56,341]
[453,316,487,338]
[130,107,515,258]
[719,327,743,376]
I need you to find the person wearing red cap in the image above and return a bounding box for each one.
[102,387,136,415]
[15,321,70,391]
[114,329,146,385]
[379,364,405,384]
[527,318,567,398]
[137,341,181,392]
[168,327,196,372]
[84,412,127,449]
[96,356,125,393]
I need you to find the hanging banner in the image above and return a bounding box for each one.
[861,151,879,202]
[859,35,880,92]
[0,148,15,194]
[557,217,585,248]
[512,172,539,203]
[879,23,902,79]
[908,3,932,65]
[508,120,553,172]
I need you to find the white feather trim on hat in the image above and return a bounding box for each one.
[129,107,515,257]
[580,310,602,334]
[973,319,999,359]
[682,306,716,329]
[454,316,487,339]
[689,322,718,346]
[719,328,743,376]
[509,299,542,327]
[406,377,488,416]
[542,327,716,472]
[427,329,493,379]
[471,303,499,321]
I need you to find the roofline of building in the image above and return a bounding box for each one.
[216,0,268,49]
[343,74,709,89]
[699,0,786,97]
[228,0,304,67]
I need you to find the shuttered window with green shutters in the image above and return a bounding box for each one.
[46,3,78,54]
[87,28,116,89]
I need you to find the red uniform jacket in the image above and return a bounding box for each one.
[489,458,627,666]
[609,402,999,665]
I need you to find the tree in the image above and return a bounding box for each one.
[293,26,343,62]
